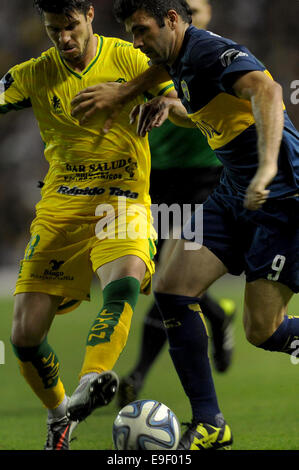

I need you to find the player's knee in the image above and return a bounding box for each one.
[155,271,204,297]
[155,272,173,294]
[11,316,45,348]
[11,296,48,347]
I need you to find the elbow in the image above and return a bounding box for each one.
[272,81,283,101]
[252,79,284,109]
[270,81,284,116]
[254,78,282,100]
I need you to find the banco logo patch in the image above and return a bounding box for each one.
[49,260,64,271]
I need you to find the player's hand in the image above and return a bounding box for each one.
[130,96,171,137]
[244,164,277,210]
[71,82,123,132]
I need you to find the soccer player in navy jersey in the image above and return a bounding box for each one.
[107,0,299,450]
[116,0,236,411]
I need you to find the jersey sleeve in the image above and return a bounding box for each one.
[117,43,174,97]
[218,45,266,94]
[0,62,32,114]
[189,37,266,96]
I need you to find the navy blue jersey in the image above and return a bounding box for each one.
[167,26,299,198]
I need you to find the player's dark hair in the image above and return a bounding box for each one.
[34,0,93,17]
[113,0,192,27]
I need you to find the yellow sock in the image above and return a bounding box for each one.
[12,339,66,409]
[80,302,133,376]
[79,276,140,378]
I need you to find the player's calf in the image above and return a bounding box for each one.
[244,315,282,346]
[244,279,295,350]
[154,291,226,427]
[68,276,140,421]
[11,292,61,347]
[11,337,66,410]
[255,315,299,354]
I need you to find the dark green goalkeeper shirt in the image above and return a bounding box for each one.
[149,119,221,170]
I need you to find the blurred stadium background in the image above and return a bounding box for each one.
[0,0,299,450]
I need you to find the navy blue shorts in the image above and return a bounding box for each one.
[183,183,299,293]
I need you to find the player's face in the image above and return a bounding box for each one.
[125,10,175,65]
[44,8,94,65]
[188,0,211,29]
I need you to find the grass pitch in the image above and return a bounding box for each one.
[1,275,299,450]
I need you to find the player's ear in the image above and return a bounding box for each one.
[86,5,95,24]
[166,10,179,30]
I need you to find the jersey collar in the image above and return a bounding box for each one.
[59,34,103,79]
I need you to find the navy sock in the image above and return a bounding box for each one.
[154,291,222,426]
[258,315,299,353]
[129,303,167,384]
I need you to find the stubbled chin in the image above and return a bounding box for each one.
[61,51,82,63]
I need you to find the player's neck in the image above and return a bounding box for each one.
[167,23,189,67]
[65,34,98,73]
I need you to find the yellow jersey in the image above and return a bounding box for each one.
[0,35,174,220]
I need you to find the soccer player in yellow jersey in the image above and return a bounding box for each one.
[0,0,174,450]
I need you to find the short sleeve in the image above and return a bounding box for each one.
[218,45,265,94]
[0,63,32,114]
[188,38,265,96]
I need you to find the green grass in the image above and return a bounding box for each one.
[1,275,299,450]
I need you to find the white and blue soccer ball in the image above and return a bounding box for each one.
[112,399,181,450]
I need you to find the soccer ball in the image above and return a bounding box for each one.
[112,399,181,450]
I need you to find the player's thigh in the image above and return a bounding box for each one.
[12,292,63,347]
[243,279,293,345]
[157,236,178,268]
[155,239,227,297]
[96,254,147,289]
[92,208,156,292]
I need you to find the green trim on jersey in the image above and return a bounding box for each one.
[148,238,156,260]
[0,97,31,113]
[83,36,104,75]
[59,35,103,79]
[149,120,221,169]
[158,83,175,96]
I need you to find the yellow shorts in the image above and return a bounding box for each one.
[14,211,156,314]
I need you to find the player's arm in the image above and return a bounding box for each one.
[0,69,31,114]
[71,65,169,131]
[232,70,284,210]
[130,91,196,137]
